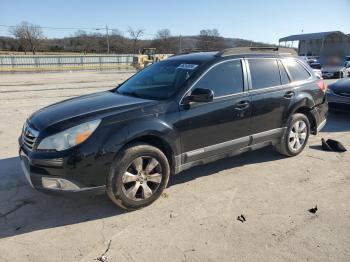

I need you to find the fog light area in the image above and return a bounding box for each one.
[41,177,80,190]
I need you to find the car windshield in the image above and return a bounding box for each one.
[116,60,200,100]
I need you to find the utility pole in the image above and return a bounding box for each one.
[106,25,110,54]
[179,35,182,54]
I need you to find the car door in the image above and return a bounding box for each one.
[246,58,294,143]
[176,59,252,163]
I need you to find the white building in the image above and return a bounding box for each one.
[279,31,350,57]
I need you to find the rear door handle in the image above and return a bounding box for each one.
[284,91,295,99]
[235,100,250,110]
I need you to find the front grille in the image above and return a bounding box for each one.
[22,122,39,151]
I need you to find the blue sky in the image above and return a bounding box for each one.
[1,0,349,44]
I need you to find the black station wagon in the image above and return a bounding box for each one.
[19,47,328,209]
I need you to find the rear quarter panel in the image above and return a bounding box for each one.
[285,79,326,127]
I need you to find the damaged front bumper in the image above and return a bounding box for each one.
[19,148,105,196]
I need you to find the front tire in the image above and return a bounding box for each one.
[275,113,310,157]
[107,143,170,210]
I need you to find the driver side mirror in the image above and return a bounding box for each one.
[187,88,214,103]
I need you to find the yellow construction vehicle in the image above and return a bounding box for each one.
[132,48,169,70]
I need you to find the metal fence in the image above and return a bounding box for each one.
[0,54,135,72]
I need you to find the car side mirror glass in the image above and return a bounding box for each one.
[187,88,214,103]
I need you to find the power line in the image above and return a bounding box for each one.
[0,24,155,36]
[0,24,104,30]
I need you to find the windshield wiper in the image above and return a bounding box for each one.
[117,90,143,99]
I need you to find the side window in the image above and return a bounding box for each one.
[248,59,281,89]
[193,60,243,97]
[277,59,290,85]
[282,59,311,81]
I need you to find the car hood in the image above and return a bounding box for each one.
[328,78,350,94]
[29,91,154,131]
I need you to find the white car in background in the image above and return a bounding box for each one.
[300,56,319,65]
[322,63,350,79]
[346,62,350,77]
[313,69,322,79]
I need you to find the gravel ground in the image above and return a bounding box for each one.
[0,71,349,262]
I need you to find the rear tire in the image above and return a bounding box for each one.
[106,143,170,210]
[275,113,310,157]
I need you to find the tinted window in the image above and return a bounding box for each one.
[282,59,311,81]
[194,60,243,97]
[117,60,201,100]
[277,59,290,85]
[248,59,281,89]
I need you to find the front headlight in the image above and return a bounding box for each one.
[37,119,101,151]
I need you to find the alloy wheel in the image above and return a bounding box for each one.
[121,156,163,201]
[288,120,308,151]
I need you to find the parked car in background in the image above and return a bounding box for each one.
[309,62,321,69]
[322,64,349,79]
[327,78,350,111]
[300,56,319,66]
[346,62,350,76]
[19,47,328,210]
[308,62,322,78]
[313,68,323,79]
[322,56,350,79]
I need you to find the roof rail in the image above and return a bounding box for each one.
[180,48,217,54]
[216,46,297,57]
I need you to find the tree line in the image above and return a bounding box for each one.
[0,21,274,55]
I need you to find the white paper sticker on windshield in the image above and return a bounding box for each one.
[177,64,199,70]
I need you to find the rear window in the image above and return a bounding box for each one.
[282,59,311,81]
[248,59,281,89]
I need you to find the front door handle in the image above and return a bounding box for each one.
[235,100,250,110]
[284,91,295,99]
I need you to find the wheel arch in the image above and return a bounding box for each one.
[284,92,317,134]
[294,106,317,134]
[123,117,180,173]
[122,134,176,175]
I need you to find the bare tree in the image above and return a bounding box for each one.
[152,29,180,53]
[155,29,171,40]
[10,21,44,54]
[200,29,220,38]
[128,27,144,53]
[74,30,87,37]
[152,29,174,53]
[108,30,128,53]
[196,29,226,51]
[110,29,123,37]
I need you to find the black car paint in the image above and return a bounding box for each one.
[19,52,328,193]
[28,91,155,131]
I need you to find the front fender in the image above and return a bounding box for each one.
[125,117,180,155]
[89,116,179,185]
